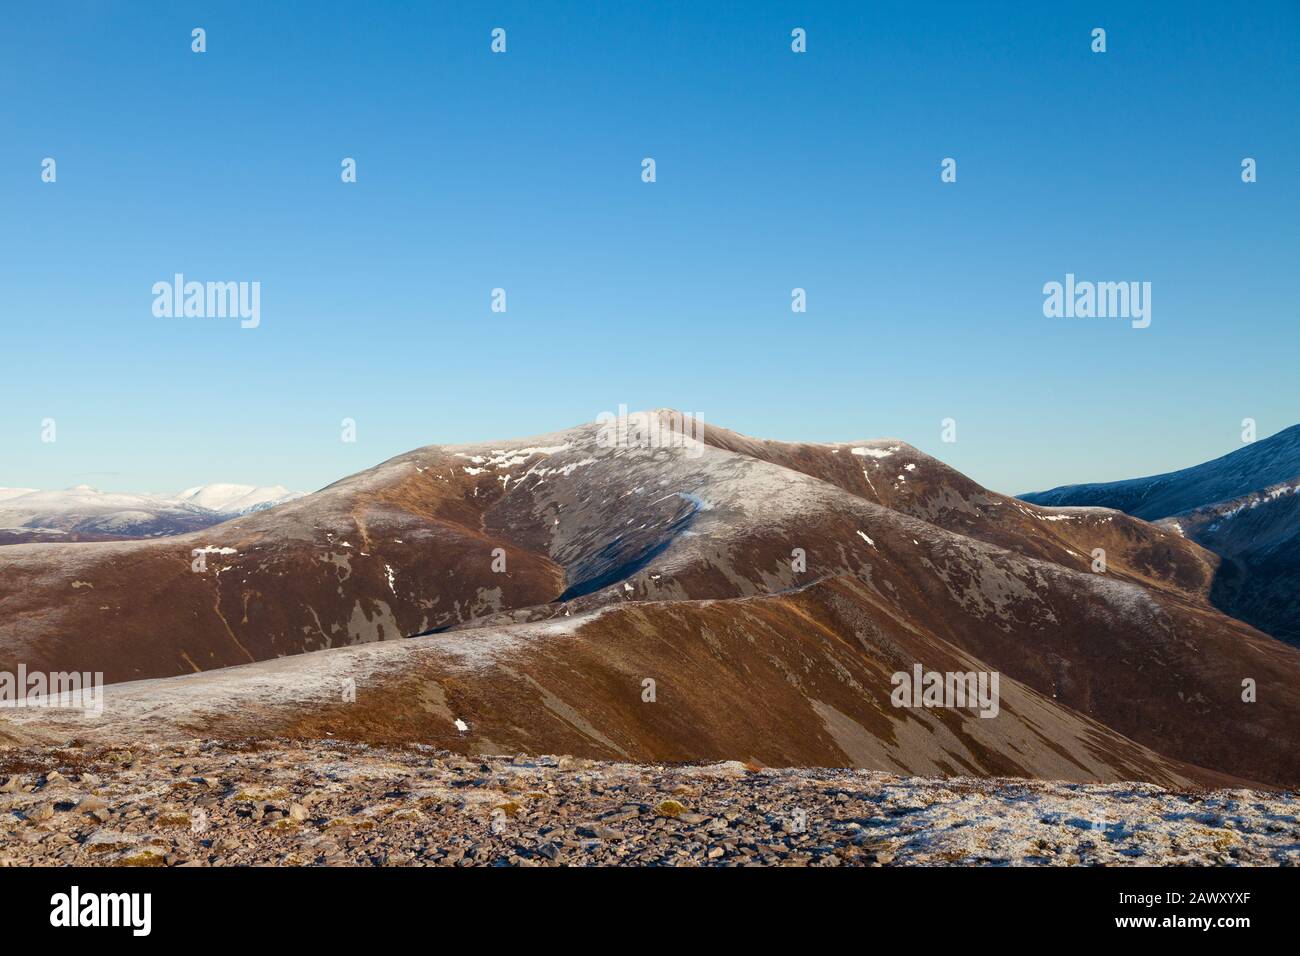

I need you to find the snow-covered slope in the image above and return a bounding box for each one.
[4,411,1300,789]
[174,484,304,515]
[1021,425,1300,644]
[1159,480,1300,644]
[1021,424,1300,521]
[0,483,305,541]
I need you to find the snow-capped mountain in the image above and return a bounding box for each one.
[4,411,1300,790]
[0,483,305,542]
[174,483,304,515]
[1021,424,1300,643]
[1021,424,1300,521]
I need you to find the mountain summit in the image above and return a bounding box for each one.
[4,412,1300,789]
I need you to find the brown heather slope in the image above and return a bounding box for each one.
[698,421,1220,600]
[0,581,1238,790]
[2,411,1298,788]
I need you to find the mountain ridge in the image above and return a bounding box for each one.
[0,483,306,543]
[1021,424,1300,643]
[3,411,1298,789]
[1021,424,1300,520]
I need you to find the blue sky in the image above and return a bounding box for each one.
[2,1,1297,496]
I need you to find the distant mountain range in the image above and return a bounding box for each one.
[4,411,1299,792]
[1022,425,1300,644]
[0,483,305,542]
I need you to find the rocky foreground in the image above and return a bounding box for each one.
[1,739,1297,867]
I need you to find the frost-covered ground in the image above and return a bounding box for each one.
[1,740,1296,866]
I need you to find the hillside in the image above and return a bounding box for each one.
[3,411,1298,789]
[1022,426,1300,643]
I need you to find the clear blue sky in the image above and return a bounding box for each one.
[2,1,1297,496]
